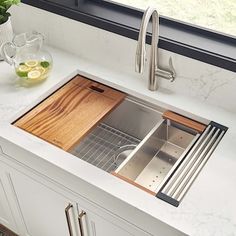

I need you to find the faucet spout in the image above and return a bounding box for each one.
[135,7,176,91]
[135,7,159,76]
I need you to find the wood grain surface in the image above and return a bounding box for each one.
[163,111,206,133]
[14,75,126,151]
[0,224,18,236]
[111,172,156,196]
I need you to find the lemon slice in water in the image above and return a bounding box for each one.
[28,70,41,80]
[35,66,46,75]
[18,65,31,72]
[25,60,39,68]
[16,65,31,77]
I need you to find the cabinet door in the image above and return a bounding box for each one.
[77,202,149,236]
[9,170,78,236]
[0,168,17,232]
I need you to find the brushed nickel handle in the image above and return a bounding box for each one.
[78,210,86,236]
[65,203,74,236]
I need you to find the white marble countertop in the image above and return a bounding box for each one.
[1,46,236,236]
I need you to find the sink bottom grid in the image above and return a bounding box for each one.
[71,123,140,172]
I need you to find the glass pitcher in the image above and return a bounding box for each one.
[1,31,53,84]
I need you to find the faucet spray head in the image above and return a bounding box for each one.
[135,6,155,75]
[135,45,146,73]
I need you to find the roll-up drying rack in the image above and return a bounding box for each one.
[157,121,227,206]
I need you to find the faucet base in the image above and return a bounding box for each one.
[148,84,158,91]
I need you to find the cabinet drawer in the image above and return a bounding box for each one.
[76,198,150,236]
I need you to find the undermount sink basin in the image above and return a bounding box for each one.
[69,88,226,207]
[71,98,163,172]
[14,74,227,207]
[115,119,199,193]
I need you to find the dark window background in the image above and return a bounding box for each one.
[22,0,236,72]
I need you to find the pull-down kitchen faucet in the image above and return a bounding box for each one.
[135,7,176,91]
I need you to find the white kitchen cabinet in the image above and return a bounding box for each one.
[0,167,17,233]
[9,170,79,236]
[80,210,133,236]
[76,200,149,236]
[3,162,149,236]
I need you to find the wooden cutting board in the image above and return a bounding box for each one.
[14,75,126,151]
[162,111,206,133]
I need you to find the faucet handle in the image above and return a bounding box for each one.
[155,57,176,82]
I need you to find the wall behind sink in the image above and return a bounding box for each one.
[10,4,236,113]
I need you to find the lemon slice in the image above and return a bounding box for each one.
[28,70,41,80]
[35,66,46,75]
[25,60,39,68]
[18,65,31,72]
[16,65,31,77]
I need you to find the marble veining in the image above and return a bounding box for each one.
[156,51,236,112]
[174,69,235,110]
[1,46,236,236]
[0,4,235,236]
[10,4,236,114]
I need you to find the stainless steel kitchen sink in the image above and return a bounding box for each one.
[71,98,164,172]
[70,93,227,207]
[115,119,199,193]
[15,74,227,207]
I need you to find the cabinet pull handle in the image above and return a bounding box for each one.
[65,203,74,236]
[78,210,86,236]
